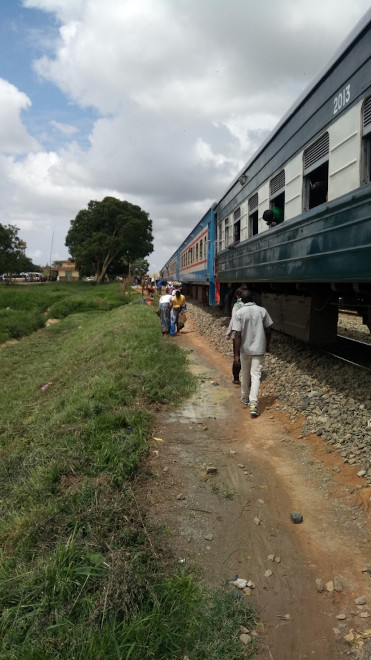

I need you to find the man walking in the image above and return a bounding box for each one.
[232,290,273,417]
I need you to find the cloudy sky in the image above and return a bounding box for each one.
[0,0,370,273]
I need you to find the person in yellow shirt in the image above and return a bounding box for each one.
[171,290,186,333]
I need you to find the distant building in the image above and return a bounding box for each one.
[44,260,79,281]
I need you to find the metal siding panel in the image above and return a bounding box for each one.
[217,185,371,284]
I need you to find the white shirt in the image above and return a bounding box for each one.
[232,302,273,355]
[159,294,173,304]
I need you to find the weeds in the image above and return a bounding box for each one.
[0,292,256,659]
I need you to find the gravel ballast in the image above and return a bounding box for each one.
[186,302,371,486]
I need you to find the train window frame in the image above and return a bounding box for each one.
[218,221,223,252]
[199,239,203,259]
[196,243,198,261]
[248,193,259,237]
[224,218,230,246]
[269,170,285,222]
[303,132,329,211]
[233,207,241,243]
[361,95,371,185]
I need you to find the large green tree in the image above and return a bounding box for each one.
[0,224,37,275]
[65,197,153,284]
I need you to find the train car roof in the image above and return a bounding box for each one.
[217,7,371,206]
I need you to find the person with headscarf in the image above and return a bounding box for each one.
[171,289,186,333]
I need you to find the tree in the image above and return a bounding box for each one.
[65,197,153,284]
[0,223,36,275]
[132,258,150,277]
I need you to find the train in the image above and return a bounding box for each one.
[160,10,371,345]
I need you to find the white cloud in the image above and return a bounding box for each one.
[0,79,40,154]
[50,120,78,135]
[0,0,368,271]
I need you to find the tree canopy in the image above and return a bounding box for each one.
[0,224,37,275]
[65,197,153,284]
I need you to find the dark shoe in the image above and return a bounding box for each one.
[232,380,240,385]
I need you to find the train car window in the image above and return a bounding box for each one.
[204,236,207,257]
[234,220,240,242]
[249,211,259,236]
[303,133,329,210]
[196,243,198,261]
[361,96,371,185]
[225,219,230,246]
[270,170,285,222]
[200,239,203,259]
[218,222,223,252]
[248,193,259,236]
[233,207,241,243]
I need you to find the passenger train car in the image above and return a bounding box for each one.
[161,10,371,344]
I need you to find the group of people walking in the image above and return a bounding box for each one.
[157,284,186,337]
[156,281,273,417]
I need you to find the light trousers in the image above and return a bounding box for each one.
[240,353,264,404]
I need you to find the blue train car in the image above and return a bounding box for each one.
[161,9,371,344]
[214,10,371,344]
[161,206,216,305]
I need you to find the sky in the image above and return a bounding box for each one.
[0,0,370,274]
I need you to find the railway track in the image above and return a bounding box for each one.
[325,335,371,371]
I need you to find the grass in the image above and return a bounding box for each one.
[0,281,133,343]
[0,285,257,659]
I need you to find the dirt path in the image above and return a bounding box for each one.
[139,320,371,660]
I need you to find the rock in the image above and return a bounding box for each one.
[334,576,343,592]
[204,533,213,541]
[162,466,169,472]
[247,580,256,589]
[176,494,185,500]
[290,512,303,524]
[238,463,245,468]
[360,612,369,618]
[326,581,334,592]
[206,465,217,474]
[274,556,281,563]
[268,554,275,562]
[335,613,346,620]
[240,625,249,634]
[232,578,247,589]
[244,587,252,596]
[240,633,252,645]
[316,578,324,593]
[354,596,366,605]
[253,517,261,526]
[357,469,366,477]
[332,466,340,473]
[265,569,273,578]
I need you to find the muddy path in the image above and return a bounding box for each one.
[139,320,371,660]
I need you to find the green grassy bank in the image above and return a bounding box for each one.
[0,288,256,659]
[0,281,131,344]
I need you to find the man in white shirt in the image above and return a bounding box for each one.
[232,290,273,417]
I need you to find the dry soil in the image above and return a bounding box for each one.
[138,319,371,660]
